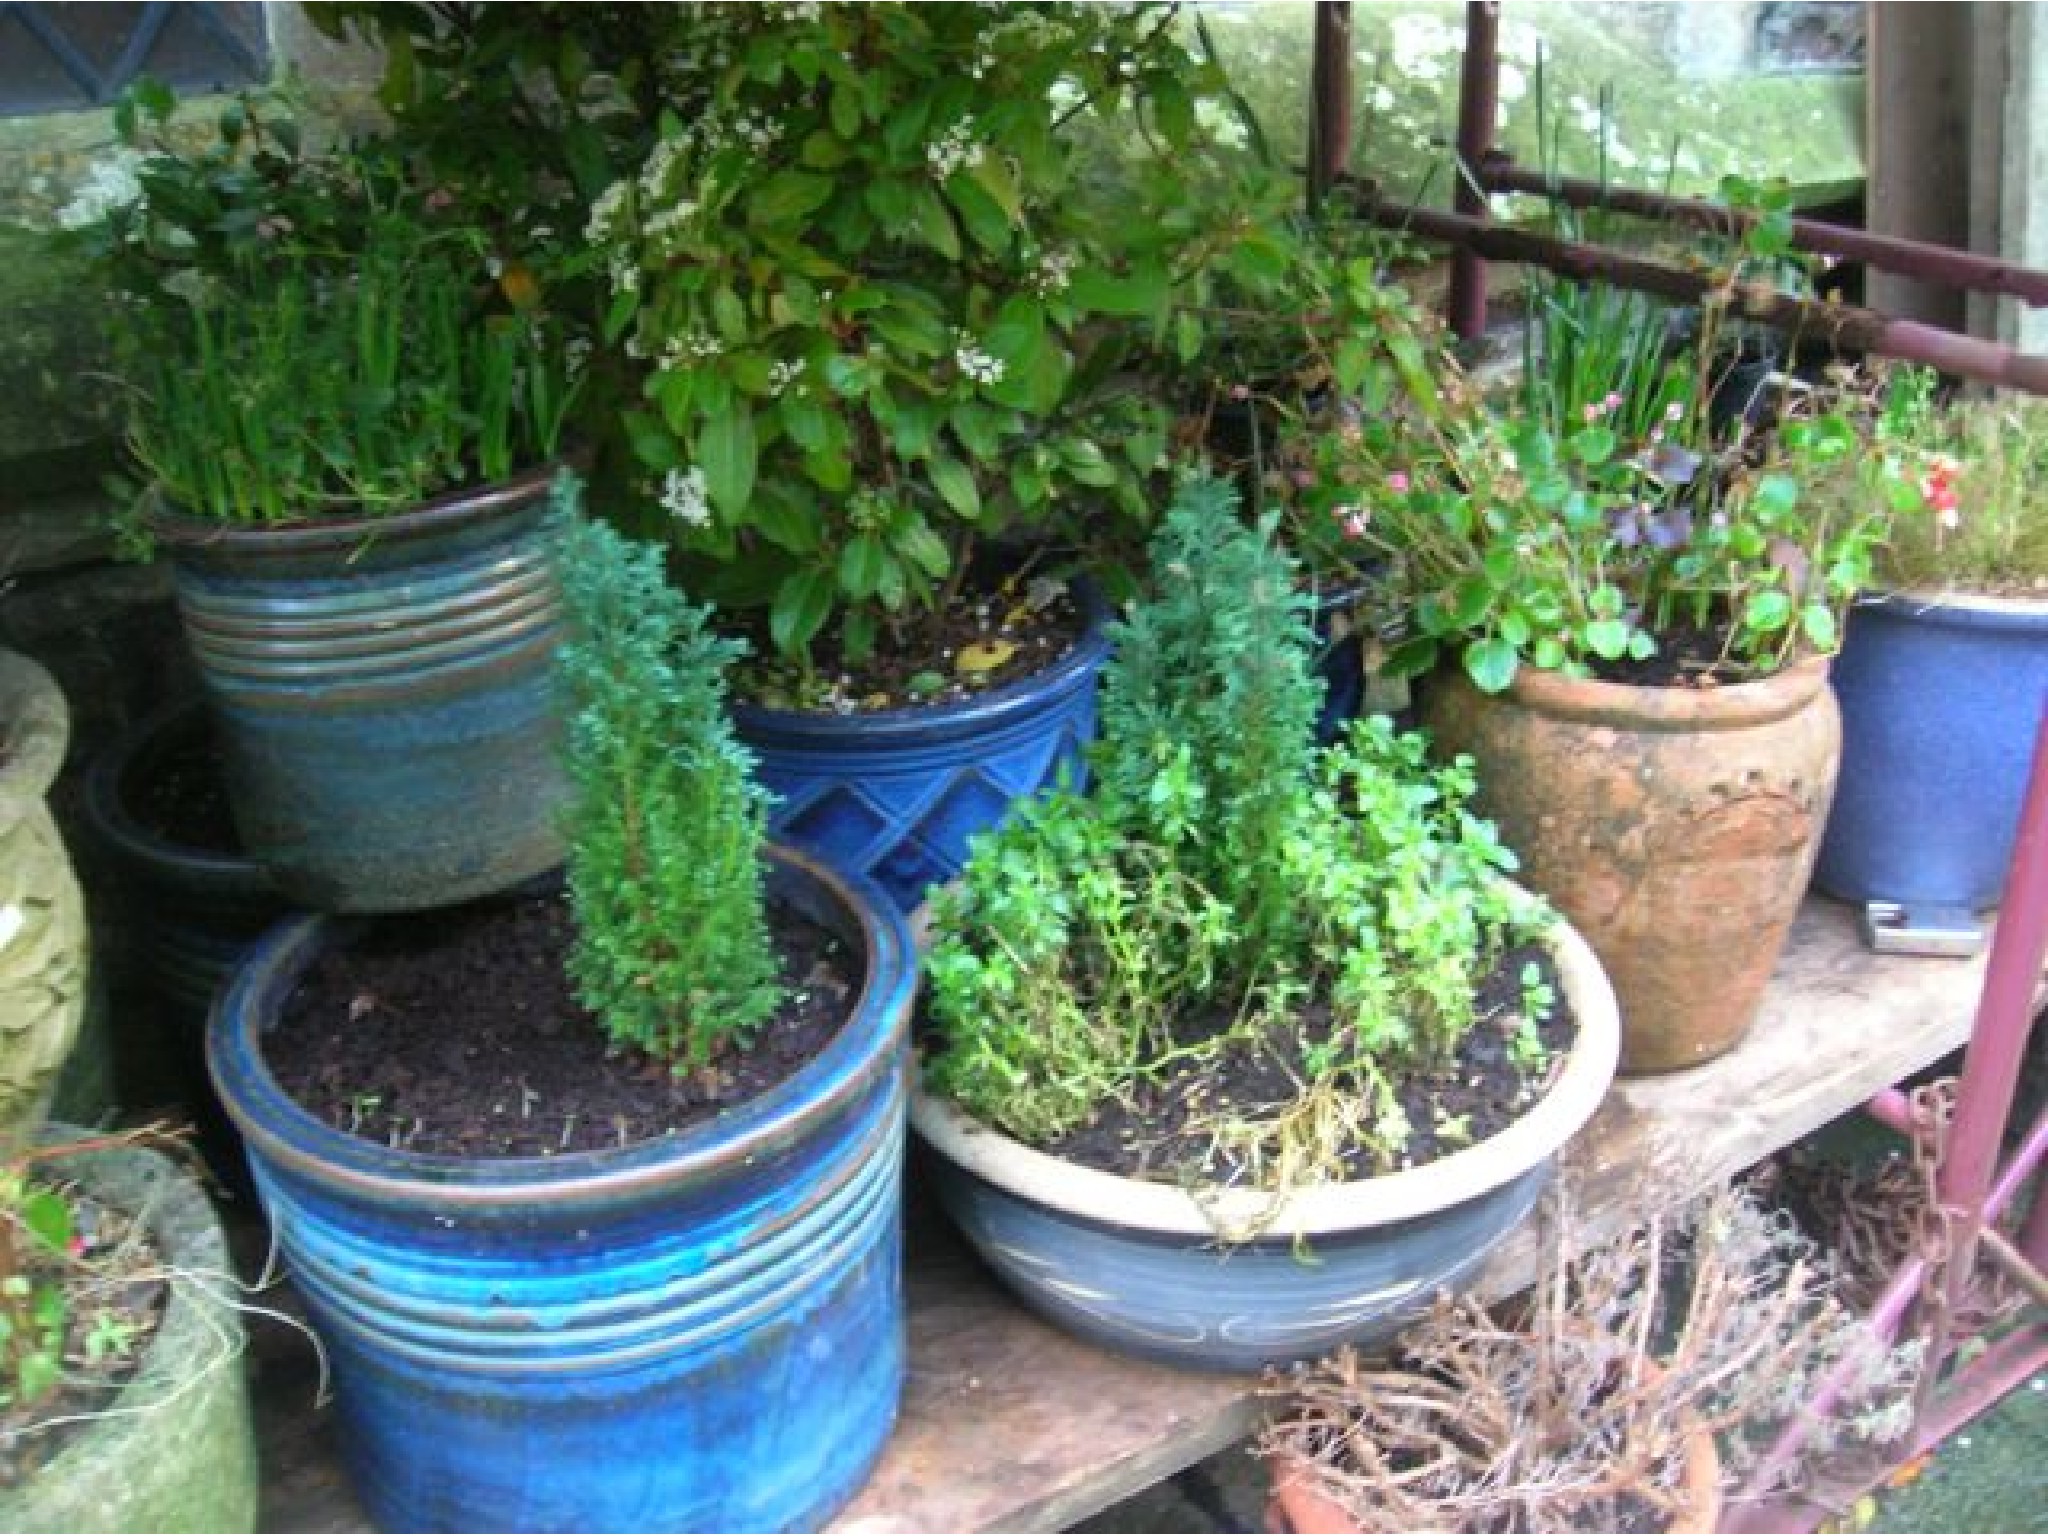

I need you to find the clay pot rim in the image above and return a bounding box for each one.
[1488,653,1833,733]
[908,903,1619,1241]
[1265,1390,1721,1534]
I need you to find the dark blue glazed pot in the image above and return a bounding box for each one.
[156,467,569,914]
[732,588,1111,913]
[85,699,294,1028]
[208,848,914,1534]
[1815,590,2048,908]
[910,915,1619,1371]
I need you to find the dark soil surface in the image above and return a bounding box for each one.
[735,568,1085,713]
[127,720,242,853]
[264,892,860,1158]
[0,1190,166,1488]
[1590,620,1754,689]
[1040,940,1573,1186]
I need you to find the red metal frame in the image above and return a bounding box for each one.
[1300,5,2048,1524]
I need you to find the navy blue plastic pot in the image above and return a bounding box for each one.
[1815,590,2048,908]
[155,467,569,914]
[733,588,1111,913]
[86,699,294,1028]
[208,848,914,1534]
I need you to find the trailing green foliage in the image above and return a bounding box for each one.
[924,476,1551,1182]
[553,477,781,1068]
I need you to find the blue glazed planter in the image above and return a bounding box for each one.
[208,848,915,1534]
[85,699,294,1029]
[910,915,1620,1372]
[156,467,569,914]
[1815,590,2048,908]
[732,588,1111,913]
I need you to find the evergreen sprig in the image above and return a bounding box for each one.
[553,476,781,1067]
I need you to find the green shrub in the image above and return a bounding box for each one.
[553,477,782,1067]
[924,475,1550,1183]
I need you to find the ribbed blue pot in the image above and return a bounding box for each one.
[156,467,569,914]
[732,589,1111,913]
[208,848,914,1534]
[1815,590,2048,908]
[85,699,294,1028]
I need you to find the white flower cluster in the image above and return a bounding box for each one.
[772,1,822,20]
[661,466,712,527]
[927,118,986,181]
[768,357,806,397]
[1389,14,1459,81]
[661,330,725,370]
[1031,246,1079,296]
[55,148,153,231]
[953,333,1005,387]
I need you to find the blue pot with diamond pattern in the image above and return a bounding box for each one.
[734,586,1110,913]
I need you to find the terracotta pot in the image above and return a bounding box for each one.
[1265,1415,1722,1534]
[1421,659,1839,1075]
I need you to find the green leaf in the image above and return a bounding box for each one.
[624,410,682,472]
[712,287,748,344]
[1068,265,1170,321]
[830,83,863,138]
[909,186,961,260]
[770,568,835,656]
[945,173,1013,254]
[1464,638,1520,694]
[864,177,915,232]
[894,519,952,578]
[929,456,982,521]
[697,409,758,516]
[1060,439,1118,488]
[1570,425,1618,465]
[1801,603,1839,651]
[1583,618,1631,659]
[967,154,1025,223]
[603,288,640,344]
[751,486,822,553]
[749,169,836,227]
[783,394,832,453]
[1743,589,1794,632]
[1532,636,1568,671]
[1751,473,1799,519]
[838,533,889,598]
[20,1190,70,1255]
[842,607,877,665]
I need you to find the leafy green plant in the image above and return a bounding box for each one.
[923,475,1552,1187]
[553,476,782,1069]
[586,3,1243,669]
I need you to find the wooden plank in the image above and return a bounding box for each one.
[251,896,1997,1535]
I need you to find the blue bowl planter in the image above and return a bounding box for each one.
[909,915,1619,1372]
[732,587,1112,913]
[208,849,915,1534]
[85,700,295,1029]
[1814,590,2048,908]
[154,467,570,914]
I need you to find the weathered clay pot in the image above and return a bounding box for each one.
[1421,659,1839,1075]
[0,649,89,1150]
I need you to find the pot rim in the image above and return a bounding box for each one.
[1860,585,2048,621]
[147,463,561,559]
[908,909,1619,1240]
[84,697,276,888]
[205,845,914,1208]
[731,579,1112,744]
[1487,653,1833,732]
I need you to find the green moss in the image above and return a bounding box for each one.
[0,222,117,465]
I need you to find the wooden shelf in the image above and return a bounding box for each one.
[252,896,1994,1535]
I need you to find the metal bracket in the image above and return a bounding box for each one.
[1860,901,1987,958]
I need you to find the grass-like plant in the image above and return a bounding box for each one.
[923,475,1551,1185]
[553,477,782,1069]
[114,214,579,534]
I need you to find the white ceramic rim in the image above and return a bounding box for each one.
[908,914,1621,1240]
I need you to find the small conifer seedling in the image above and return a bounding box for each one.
[553,476,782,1068]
